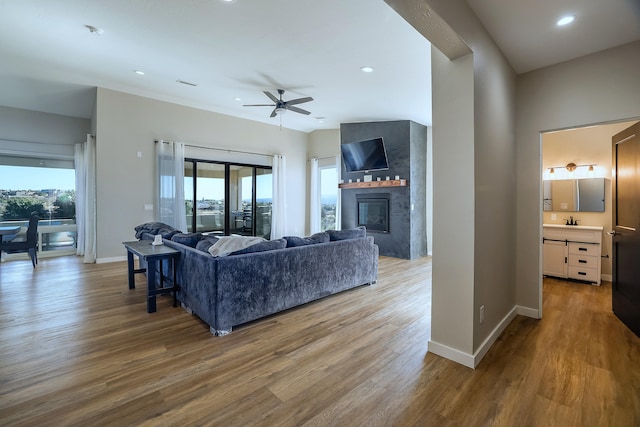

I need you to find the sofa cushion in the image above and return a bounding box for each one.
[195,236,220,253]
[171,232,202,248]
[284,232,330,248]
[327,226,366,241]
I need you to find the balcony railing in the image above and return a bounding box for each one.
[0,219,77,262]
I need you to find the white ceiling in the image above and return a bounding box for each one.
[0,0,638,133]
[466,0,640,74]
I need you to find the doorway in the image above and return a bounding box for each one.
[540,120,638,298]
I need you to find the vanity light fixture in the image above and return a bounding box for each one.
[546,162,596,174]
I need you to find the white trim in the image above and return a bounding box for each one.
[516,305,540,319]
[601,274,612,282]
[427,340,475,368]
[429,305,523,369]
[96,255,126,264]
[472,306,518,367]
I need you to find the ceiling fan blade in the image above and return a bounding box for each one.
[270,108,278,118]
[287,105,311,115]
[263,91,279,103]
[243,104,275,107]
[286,96,313,106]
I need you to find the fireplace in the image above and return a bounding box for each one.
[357,194,390,233]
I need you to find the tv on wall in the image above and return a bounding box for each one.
[340,137,390,173]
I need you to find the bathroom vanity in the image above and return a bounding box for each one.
[543,224,603,285]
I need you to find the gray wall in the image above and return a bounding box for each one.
[390,0,518,364]
[0,106,91,156]
[340,120,427,259]
[95,88,310,261]
[516,41,640,315]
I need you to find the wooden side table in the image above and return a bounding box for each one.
[123,240,180,313]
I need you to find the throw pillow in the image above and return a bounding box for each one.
[284,232,330,248]
[229,238,287,256]
[327,226,366,241]
[208,236,267,257]
[171,232,202,248]
[195,235,220,253]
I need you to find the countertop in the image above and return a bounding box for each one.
[543,224,604,231]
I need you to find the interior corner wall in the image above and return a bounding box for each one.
[94,87,309,262]
[516,40,640,316]
[429,47,475,356]
[414,0,518,366]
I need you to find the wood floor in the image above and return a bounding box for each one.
[1,256,639,426]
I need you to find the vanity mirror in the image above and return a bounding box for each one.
[543,178,605,212]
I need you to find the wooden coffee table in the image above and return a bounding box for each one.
[123,240,180,313]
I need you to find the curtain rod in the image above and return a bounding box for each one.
[0,138,80,147]
[309,156,338,161]
[154,139,274,159]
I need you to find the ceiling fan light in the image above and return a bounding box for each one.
[275,107,287,115]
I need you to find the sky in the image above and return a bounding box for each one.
[0,165,75,191]
[1,164,339,198]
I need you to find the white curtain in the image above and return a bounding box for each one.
[309,158,320,234]
[270,154,287,239]
[74,134,97,263]
[156,141,187,232]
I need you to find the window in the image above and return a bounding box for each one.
[184,159,272,238]
[319,162,339,231]
[0,158,77,255]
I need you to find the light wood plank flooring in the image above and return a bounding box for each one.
[1,256,639,426]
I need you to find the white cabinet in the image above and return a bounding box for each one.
[543,239,568,278]
[543,225,603,285]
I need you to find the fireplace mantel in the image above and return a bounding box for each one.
[338,179,407,189]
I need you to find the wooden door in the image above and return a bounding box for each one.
[611,121,640,337]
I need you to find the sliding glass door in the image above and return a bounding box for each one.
[184,159,272,238]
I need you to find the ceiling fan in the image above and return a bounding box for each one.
[243,89,313,118]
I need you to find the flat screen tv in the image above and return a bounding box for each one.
[340,137,390,173]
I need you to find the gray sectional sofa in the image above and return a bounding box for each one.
[137,224,378,335]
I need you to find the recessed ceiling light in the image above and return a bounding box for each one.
[360,66,374,73]
[557,15,575,26]
[234,97,241,101]
[134,70,145,75]
[85,24,104,35]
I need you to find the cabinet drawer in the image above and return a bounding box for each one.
[568,254,599,269]
[568,266,599,283]
[568,242,598,257]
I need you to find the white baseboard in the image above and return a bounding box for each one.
[427,340,475,369]
[429,305,524,369]
[516,305,539,319]
[601,274,612,282]
[471,306,518,367]
[96,255,126,264]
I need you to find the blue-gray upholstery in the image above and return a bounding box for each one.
[160,234,378,335]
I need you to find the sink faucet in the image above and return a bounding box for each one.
[565,216,580,226]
